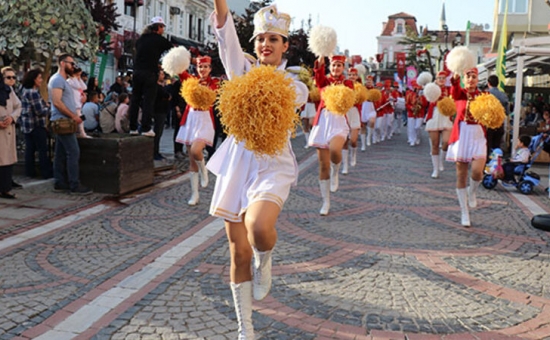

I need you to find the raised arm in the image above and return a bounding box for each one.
[213,0,229,28]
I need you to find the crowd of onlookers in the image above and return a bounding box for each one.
[0,61,187,199]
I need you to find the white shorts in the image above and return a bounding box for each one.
[446,122,487,163]
[206,135,297,223]
[300,102,316,119]
[308,109,350,148]
[425,107,453,131]
[175,109,215,146]
[346,106,361,130]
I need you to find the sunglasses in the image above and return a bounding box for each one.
[4,76,16,80]
[63,60,77,67]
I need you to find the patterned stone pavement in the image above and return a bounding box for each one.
[1,129,550,340]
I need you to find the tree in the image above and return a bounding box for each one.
[83,0,121,53]
[287,28,316,68]
[234,0,273,54]
[0,0,99,95]
[398,27,435,77]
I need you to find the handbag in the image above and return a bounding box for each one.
[50,118,77,135]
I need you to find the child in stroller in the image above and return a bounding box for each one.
[482,133,546,194]
[501,135,532,185]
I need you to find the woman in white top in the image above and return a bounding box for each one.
[210,1,307,339]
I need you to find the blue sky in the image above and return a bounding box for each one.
[270,0,496,60]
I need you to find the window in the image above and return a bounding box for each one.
[179,12,185,36]
[188,14,194,39]
[396,24,403,34]
[198,18,203,42]
[499,0,528,14]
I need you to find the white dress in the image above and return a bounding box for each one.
[206,12,308,223]
[446,122,487,162]
[175,108,215,146]
[308,108,350,148]
[425,106,453,131]
[300,102,316,119]
[361,101,376,122]
[346,106,361,130]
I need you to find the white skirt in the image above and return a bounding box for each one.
[346,106,361,129]
[308,109,350,148]
[446,122,487,163]
[361,101,376,122]
[175,109,215,146]
[300,102,316,119]
[425,107,453,131]
[206,135,297,223]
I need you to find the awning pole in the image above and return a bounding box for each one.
[512,54,524,155]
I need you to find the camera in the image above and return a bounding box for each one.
[80,115,86,121]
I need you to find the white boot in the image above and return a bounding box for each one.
[304,132,310,149]
[439,151,446,171]
[197,159,209,188]
[330,162,340,192]
[341,150,349,175]
[431,155,439,179]
[360,133,366,151]
[187,172,199,206]
[319,179,330,215]
[456,188,471,227]
[252,247,272,301]
[350,147,357,167]
[366,127,373,146]
[468,178,481,208]
[230,281,254,340]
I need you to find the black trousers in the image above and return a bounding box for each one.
[486,126,504,162]
[129,70,158,132]
[0,165,13,192]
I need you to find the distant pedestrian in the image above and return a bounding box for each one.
[153,71,170,160]
[128,17,173,137]
[486,74,509,161]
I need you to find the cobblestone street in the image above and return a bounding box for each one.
[1,129,550,340]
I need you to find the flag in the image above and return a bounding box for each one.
[465,21,471,47]
[496,0,508,92]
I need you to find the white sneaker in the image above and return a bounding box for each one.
[129,130,139,136]
[141,129,156,137]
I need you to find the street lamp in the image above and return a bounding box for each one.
[454,32,462,46]
[442,24,449,50]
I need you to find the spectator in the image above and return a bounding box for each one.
[67,66,89,138]
[502,135,531,184]
[128,17,173,137]
[81,72,89,85]
[109,76,126,95]
[115,93,130,133]
[0,70,22,199]
[99,92,118,133]
[486,75,509,162]
[168,76,186,160]
[82,91,100,132]
[153,71,170,161]
[87,76,101,96]
[20,68,53,179]
[48,53,91,195]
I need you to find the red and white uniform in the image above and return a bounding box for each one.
[425,85,453,131]
[446,76,486,163]
[406,86,428,145]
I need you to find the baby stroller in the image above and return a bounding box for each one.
[482,134,548,195]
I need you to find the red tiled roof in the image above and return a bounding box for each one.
[382,12,418,36]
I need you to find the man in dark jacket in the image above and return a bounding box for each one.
[128,16,172,137]
[486,75,510,161]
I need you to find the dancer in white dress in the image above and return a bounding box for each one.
[341,67,362,174]
[210,2,308,339]
[360,76,377,148]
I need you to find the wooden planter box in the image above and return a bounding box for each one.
[78,134,154,195]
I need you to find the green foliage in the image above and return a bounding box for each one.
[397,27,435,75]
[84,0,121,53]
[0,0,99,63]
[234,0,273,54]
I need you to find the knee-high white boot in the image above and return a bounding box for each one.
[468,178,481,208]
[341,150,349,175]
[456,188,470,227]
[252,247,272,301]
[230,281,254,340]
[366,127,373,146]
[439,151,446,171]
[431,155,439,179]
[304,132,310,149]
[360,133,366,151]
[350,147,357,166]
[188,172,200,206]
[319,179,330,215]
[197,159,209,188]
[330,162,340,192]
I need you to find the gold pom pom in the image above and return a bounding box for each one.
[436,97,456,117]
[180,78,217,111]
[354,82,368,105]
[321,84,355,115]
[469,93,506,129]
[309,86,320,103]
[217,65,298,156]
[365,88,382,102]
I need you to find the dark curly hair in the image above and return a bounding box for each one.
[21,68,43,89]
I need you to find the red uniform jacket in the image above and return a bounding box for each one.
[448,76,482,145]
[405,90,428,118]
[312,60,354,126]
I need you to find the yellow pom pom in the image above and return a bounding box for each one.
[180,78,217,111]
[321,84,355,115]
[217,65,298,156]
[436,97,456,117]
[365,88,382,102]
[354,82,368,105]
[469,93,506,129]
[309,86,320,103]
